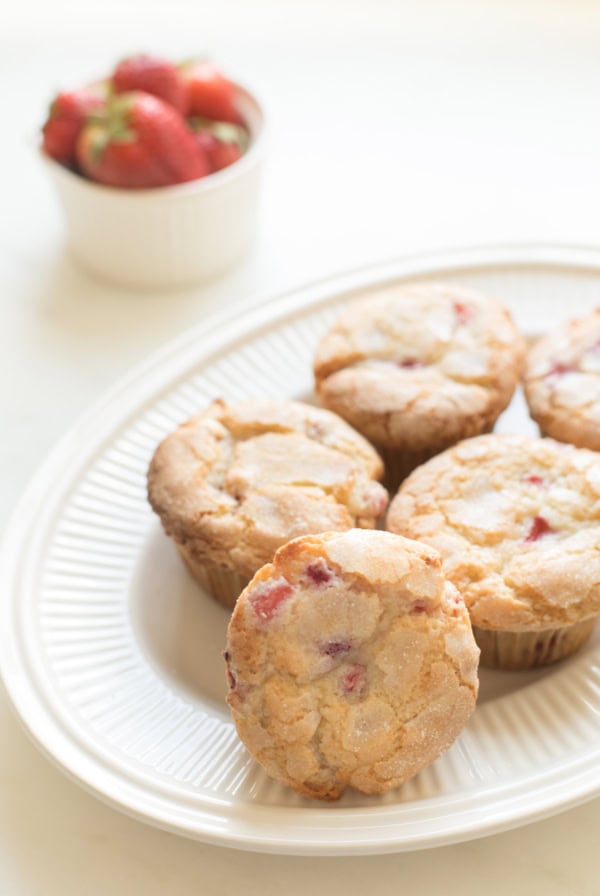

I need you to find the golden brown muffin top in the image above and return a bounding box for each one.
[148,399,388,579]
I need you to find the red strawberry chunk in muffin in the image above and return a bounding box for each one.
[320,639,353,658]
[546,361,576,378]
[223,650,251,699]
[339,663,367,696]
[305,559,335,585]
[524,515,554,543]
[453,301,474,324]
[249,578,294,621]
[525,474,544,486]
[397,358,425,369]
[223,650,236,689]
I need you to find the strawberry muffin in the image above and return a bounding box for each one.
[524,309,600,450]
[147,399,388,609]
[314,282,526,490]
[225,529,479,800]
[387,433,600,669]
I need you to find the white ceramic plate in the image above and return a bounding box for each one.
[3,245,600,855]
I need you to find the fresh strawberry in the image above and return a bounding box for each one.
[113,54,187,114]
[76,92,210,188]
[77,124,172,187]
[194,132,242,172]
[191,120,248,172]
[181,60,242,124]
[42,87,105,164]
[208,138,242,171]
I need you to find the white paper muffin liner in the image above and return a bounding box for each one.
[176,545,249,610]
[472,618,596,670]
[377,446,439,495]
[379,424,497,495]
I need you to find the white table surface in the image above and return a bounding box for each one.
[2,0,599,891]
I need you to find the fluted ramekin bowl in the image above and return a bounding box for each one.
[42,83,266,289]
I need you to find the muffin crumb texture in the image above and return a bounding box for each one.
[225,530,478,800]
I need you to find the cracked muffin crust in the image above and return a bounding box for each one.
[147,399,388,608]
[313,282,526,489]
[524,309,600,450]
[225,529,479,800]
[387,433,600,668]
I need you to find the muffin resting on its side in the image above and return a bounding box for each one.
[387,433,600,669]
[524,308,600,450]
[147,399,388,608]
[225,530,479,800]
[314,282,525,490]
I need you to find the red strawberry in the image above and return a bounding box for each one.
[194,131,242,172]
[42,87,105,164]
[113,54,187,114]
[192,120,248,172]
[76,92,210,188]
[77,124,172,187]
[181,60,242,124]
[523,516,554,543]
[209,139,243,171]
[249,579,294,621]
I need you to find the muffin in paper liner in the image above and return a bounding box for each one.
[387,433,600,671]
[314,282,525,483]
[225,530,479,800]
[472,619,596,671]
[148,399,388,610]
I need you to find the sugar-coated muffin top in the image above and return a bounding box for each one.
[388,433,600,631]
[225,529,479,800]
[147,399,388,579]
[314,282,525,450]
[524,309,600,450]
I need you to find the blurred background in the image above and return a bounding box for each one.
[2,2,600,892]
[4,1,600,525]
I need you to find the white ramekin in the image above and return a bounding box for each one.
[42,84,266,289]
